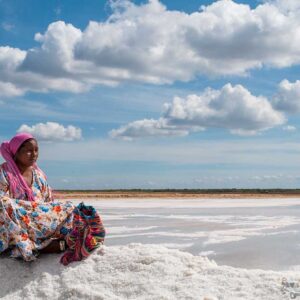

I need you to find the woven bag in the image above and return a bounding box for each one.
[60,202,105,265]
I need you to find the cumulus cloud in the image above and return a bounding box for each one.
[0,47,27,98]
[20,22,82,78]
[272,80,300,113]
[73,0,300,79]
[17,122,82,142]
[0,46,26,71]
[270,0,300,11]
[0,45,88,98]
[1,0,300,95]
[109,84,286,139]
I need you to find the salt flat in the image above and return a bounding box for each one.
[73,197,300,208]
[1,197,300,299]
[81,197,300,271]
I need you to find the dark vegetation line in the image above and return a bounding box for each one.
[56,189,300,194]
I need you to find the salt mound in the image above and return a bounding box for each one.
[0,244,296,299]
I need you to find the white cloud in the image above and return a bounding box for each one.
[1,0,300,95]
[0,81,24,97]
[248,174,299,181]
[0,45,88,98]
[0,47,27,98]
[109,118,199,140]
[17,122,82,142]
[74,0,300,79]
[269,0,300,11]
[21,21,82,77]
[282,125,296,131]
[273,80,300,113]
[110,84,285,139]
[0,46,26,71]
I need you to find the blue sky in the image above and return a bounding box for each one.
[1,0,300,189]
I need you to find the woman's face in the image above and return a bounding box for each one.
[15,139,39,168]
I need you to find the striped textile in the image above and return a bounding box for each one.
[60,202,105,266]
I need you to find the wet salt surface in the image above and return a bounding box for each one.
[74,198,300,271]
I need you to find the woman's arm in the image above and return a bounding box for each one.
[0,164,9,198]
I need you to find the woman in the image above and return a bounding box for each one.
[0,133,105,263]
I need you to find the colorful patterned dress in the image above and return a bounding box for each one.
[0,162,75,261]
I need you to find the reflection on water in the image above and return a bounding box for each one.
[86,199,300,271]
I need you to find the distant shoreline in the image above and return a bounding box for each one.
[53,189,300,199]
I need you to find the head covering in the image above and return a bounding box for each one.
[0,132,37,201]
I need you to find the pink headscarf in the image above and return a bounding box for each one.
[0,132,37,201]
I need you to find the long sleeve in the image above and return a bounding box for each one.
[0,164,9,198]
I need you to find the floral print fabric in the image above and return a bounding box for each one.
[0,162,53,202]
[0,163,75,261]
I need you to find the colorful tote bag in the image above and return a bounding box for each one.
[60,202,105,265]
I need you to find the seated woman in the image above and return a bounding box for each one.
[0,133,105,263]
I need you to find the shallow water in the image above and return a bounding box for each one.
[78,198,300,271]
